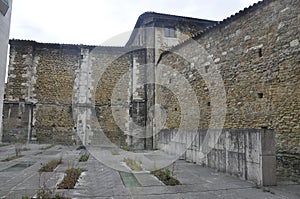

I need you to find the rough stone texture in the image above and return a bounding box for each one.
[5,40,130,144]
[3,13,214,148]
[2,0,299,182]
[4,41,148,148]
[156,0,300,181]
[73,46,129,146]
[34,105,74,144]
[0,0,12,142]
[126,13,216,149]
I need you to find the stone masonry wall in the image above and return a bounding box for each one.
[5,41,80,144]
[4,41,142,146]
[2,102,32,143]
[156,0,300,181]
[3,0,299,181]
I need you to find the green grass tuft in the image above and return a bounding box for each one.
[58,168,84,189]
[39,159,62,172]
[2,155,24,162]
[124,158,142,171]
[151,169,180,186]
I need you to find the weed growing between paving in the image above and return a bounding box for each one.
[111,148,120,155]
[2,155,24,162]
[79,153,89,162]
[2,143,26,161]
[23,190,71,199]
[151,169,180,186]
[58,168,85,189]
[151,163,180,186]
[0,143,10,147]
[123,158,142,171]
[39,159,62,172]
[39,144,56,150]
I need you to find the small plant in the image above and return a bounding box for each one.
[58,168,84,189]
[79,153,89,162]
[123,158,142,171]
[2,155,24,162]
[0,143,10,147]
[254,183,261,189]
[151,169,180,186]
[262,187,275,194]
[76,145,86,150]
[15,143,22,157]
[35,164,71,199]
[35,188,71,199]
[111,148,120,155]
[165,168,171,179]
[39,159,62,172]
[21,147,31,151]
[121,146,132,151]
[39,144,55,150]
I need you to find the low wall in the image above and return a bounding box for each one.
[158,129,276,186]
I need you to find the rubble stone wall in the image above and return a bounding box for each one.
[156,0,300,181]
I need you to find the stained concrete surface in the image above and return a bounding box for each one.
[0,144,299,199]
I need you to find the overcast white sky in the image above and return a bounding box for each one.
[10,0,260,46]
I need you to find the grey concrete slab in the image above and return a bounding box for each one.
[134,173,164,186]
[0,144,299,199]
[262,155,277,186]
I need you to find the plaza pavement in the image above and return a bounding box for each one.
[0,144,299,199]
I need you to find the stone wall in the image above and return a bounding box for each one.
[158,129,276,186]
[5,41,80,144]
[2,102,32,143]
[0,0,12,142]
[156,0,300,181]
[4,41,134,145]
[2,0,299,182]
[4,40,149,147]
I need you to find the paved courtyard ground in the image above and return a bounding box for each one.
[0,144,299,199]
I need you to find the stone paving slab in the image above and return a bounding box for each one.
[0,144,300,199]
[134,173,164,186]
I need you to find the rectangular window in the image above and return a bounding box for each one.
[0,0,9,16]
[164,27,176,38]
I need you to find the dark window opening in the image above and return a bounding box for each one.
[80,55,84,59]
[165,27,176,38]
[207,102,211,107]
[205,65,209,73]
[129,106,132,117]
[174,107,177,111]
[258,93,263,98]
[258,48,263,57]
